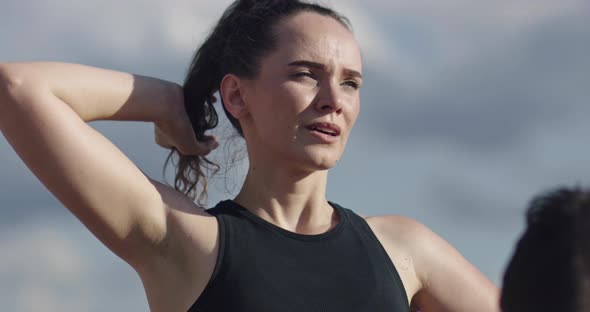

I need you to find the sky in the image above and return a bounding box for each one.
[1,0,589,311]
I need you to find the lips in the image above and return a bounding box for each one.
[305,122,341,137]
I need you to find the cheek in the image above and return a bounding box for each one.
[345,99,361,128]
[266,83,313,123]
[251,87,304,137]
[280,81,316,111]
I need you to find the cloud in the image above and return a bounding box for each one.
[0,218,147,312]
[0,219,88,312]
[0,0,233,82]
[336,0,590,83]
[0,221,86,281]
[339,0,590,152]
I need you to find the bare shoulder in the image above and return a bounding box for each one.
[363,214,430,247]
[363,214,438,276]
[364,214,463,263]
[362,214,426,303]
[364,214,498,311]
[364,214,467,277]
[364,215,499,311]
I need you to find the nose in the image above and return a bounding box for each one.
[314,80,343,114]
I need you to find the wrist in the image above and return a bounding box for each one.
[154,82,184,127]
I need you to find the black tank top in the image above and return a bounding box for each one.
[188,200,409,312]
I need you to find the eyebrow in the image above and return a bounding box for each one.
[287,60,363,79]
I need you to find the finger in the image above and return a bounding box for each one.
[179,143,215,156]
[202,134,218,145]
[197,137,219,153]
[178,136,219,156]
[191,134,218,148]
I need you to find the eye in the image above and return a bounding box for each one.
[293,71,315,79]
[343,80,360,90]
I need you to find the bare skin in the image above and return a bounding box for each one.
[0,11,499,312]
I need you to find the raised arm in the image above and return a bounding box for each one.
[0,62,213,269]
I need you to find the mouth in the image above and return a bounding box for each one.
[305,122,341,137]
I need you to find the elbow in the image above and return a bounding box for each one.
[0,63,23,86]
[0,63,40,109]
[0,64,27,102]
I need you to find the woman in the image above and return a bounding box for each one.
[0,0,499,311]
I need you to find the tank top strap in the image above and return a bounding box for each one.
[330,202,410,309]
[200,204,229,293]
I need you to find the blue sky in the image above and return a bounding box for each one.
[1,0,589,311]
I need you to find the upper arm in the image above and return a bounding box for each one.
[406,221,500,312]
[0,75,173,266]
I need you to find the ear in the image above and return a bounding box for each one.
[220,74,249,119]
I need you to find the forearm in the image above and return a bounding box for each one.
[0,62,180,124]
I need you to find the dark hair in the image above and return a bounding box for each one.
[164,0,351,205]
[500,187,590,312]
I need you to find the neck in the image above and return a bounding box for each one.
[234,162,337,235]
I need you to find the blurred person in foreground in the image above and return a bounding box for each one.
[501,187,590,312]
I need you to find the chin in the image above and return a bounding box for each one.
[307,161,336,172]
[297,150,341,172]
[269,140,344,172]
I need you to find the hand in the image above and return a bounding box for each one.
[154,85,218,156]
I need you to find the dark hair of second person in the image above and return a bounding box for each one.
[501,187,590,312]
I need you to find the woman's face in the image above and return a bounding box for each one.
[239,12,362,172]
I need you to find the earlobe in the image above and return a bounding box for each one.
[220,74,248,119]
